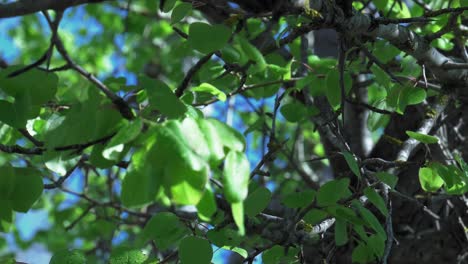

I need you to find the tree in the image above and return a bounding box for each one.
[0,0,467,263]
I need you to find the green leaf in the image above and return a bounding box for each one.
[208,118,245,152]
[196,187,217,221]
[121,133,161,207]
[192,83,227,102]
[197,119,225,164]
[353,201,386,240]
[371,65,391,90]
[454,153,468,179]
[139,212,189,250]
[262,245,299,264]
[231,202,245,235]
[304,209,328,225]
[0,65,58,101]
[50,249,86,264]
[44,89,122,148]
[141,77,187,119]
[179,236,213,264]
[429,162,454,187]
[326,70,352,109]
[334,219,348,246]
[0,100,31,128]
[103,118,142,160]
[157,124,209,205]
[368,234,385,258]
[189,23,231,54]
[171,2,192,24]
[372,40,401,63]
[223,150,250,203]
[174,118,211,161]
[367,100,390,132]
[419,167,444,192]
[109,247,147,264]
[375,172,398,189]
[207,228,243,248]
[343,151,361,179]
[352,242,375,264]
[332,206,365,226]
[237,36,267,72]
[90,143,116,168]
[121,169,160,207]
[402,87,426,105]
[445,180,468,195]
[406,131,439,144]
[280,102,308,122]
[224,247,248,259]
[161,0,177,12]
[0,67,58,128]
[0,166,43,213]
[363,187,388,217]
[317,179,351,207]
[244,187,271,217]
[282,190,315,208]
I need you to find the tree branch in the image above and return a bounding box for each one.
[0,0,114,19]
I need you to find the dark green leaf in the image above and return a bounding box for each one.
[50,249,86,264]
[352,242,375,264]
[282,190,315,208]
[196,187,217,221]
[171,2,192,24]
[280,102,308,122]
[353,201,386,239]
[375,172,398,189]
[141,77,187,119]
[179,236,213,264]
[326,70,352,109]
[334,219,348,246]
[0,166,43,213]
[139,212,189,250]
[363,187,388,217]
[317,179,351,207]
[304,209,328,225]
[245,187,272,217]
[343,151,361,179]
[189,23,231,54]
[368,234,385,258]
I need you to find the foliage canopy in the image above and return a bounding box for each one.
[0,0,467,263]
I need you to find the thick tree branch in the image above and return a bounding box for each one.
[0,0,114,19]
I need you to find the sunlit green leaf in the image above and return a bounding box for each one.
[223,150,250,203]
[109,247,147,264]
[406,131,439,144]
[192,83,227,102]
